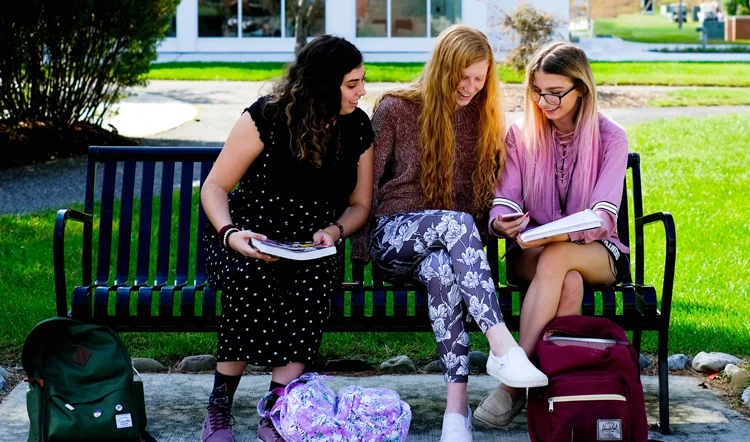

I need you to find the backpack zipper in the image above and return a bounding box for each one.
[548,394,626,412]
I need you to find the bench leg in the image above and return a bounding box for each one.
[632,328,642,355]
[658,327,671,434]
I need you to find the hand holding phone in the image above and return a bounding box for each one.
[500,212,526,221]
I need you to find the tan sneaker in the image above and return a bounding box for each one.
[474,387,526,428]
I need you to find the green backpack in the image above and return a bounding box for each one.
[22,317,152,442]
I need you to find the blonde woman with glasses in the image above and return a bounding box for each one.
[477,41,631,428]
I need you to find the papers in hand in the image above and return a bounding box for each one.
[519,209,604,242]
[250,238,336,261]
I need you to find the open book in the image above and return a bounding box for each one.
[519,209,604,242]
[250,238,336,261]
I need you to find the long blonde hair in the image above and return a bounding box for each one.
[522,41,600,209]
[374,25,505,216]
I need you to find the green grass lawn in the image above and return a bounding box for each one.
[147,61,750,87]
[593,13,735,44]
[1,114,749,366]
[649,88,750,106]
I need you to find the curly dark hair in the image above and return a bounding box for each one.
[266,35,363,167]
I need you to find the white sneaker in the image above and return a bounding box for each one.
[486,346,548,388]
[440,406,472,442]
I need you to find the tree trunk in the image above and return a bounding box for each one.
[295,0,308,56]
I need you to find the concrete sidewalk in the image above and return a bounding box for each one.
[576,37,750,62]
[1,373,748,441]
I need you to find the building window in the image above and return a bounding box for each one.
[198,0,325,38]
[166,15,177,37]
[357,0,387,37]
[357,0,460,38]
[198,0,238,37]
[431,0,461,37]
[242,0,281,38]
[286,0,326,38]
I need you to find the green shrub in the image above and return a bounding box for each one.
[738,5,750,15]
[0,0,179,126]
[723,0,737,16]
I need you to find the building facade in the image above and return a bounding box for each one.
[158,0,569,62]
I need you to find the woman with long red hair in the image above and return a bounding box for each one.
[353,25,548,442]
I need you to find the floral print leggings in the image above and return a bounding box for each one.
[371,210,504,383]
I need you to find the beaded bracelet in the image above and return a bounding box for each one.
[218,224,240,249]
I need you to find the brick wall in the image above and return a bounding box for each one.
[726,16,750,42]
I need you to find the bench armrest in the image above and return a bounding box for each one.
[54,209,93,316]
[636,211,676,325]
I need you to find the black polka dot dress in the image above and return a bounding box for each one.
[204,96,373,367]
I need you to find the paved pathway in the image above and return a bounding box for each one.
[1,373,748,441]
[577,36,750,62]
[2,81,750,215]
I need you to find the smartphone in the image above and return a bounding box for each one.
[499,212,526,221]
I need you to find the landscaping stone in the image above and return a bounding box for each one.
[692,352,741,373]
[668,354,691,371]
[468,351,488,373]
[177,355,217,373]
[423,360,443,374]
[244,365,270,373]
[379,356,416,374]
[132,358,168,373]
[0,367,8,379]
[724,364,742,379]
[325,359,372,372]
[0,377,7,394]
[743,386,750,405]
[639,354,652,370]
[729,369,749,395]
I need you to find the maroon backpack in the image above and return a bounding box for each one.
[527,315,648,442]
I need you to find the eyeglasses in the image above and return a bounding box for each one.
[529,86,577,106]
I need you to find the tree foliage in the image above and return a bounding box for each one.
[498,4,563,73]
[0,0,179,126]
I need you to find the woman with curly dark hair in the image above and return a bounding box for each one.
[199,35,373,442]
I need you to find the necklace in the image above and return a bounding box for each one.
[552,129,577,214]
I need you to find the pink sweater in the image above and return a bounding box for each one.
[490,113,630,254]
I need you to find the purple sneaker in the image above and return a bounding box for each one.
[201,405,236,442]
[257,416,284,442]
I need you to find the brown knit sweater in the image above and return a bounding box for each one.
[351,94,486,260]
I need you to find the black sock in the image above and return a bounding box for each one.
[269,380,286,393]
[208,371,241,408]
[264,380,286,410]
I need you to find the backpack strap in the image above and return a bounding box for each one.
[141,430,157,442]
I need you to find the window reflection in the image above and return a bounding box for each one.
[242,0,282,38]
[392,0,426,37]
[357,0,387,37]
[286,0,325,38]
[198,0,238,37]
[431,0,461,37]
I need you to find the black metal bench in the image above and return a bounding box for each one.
[54,146,675,433]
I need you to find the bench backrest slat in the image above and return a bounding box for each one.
[155,161,175,286]
[114,161,137,285]
[95,161,118,285]
[175,162,195,285]
[135,161,156,286]
[195,162,213,284]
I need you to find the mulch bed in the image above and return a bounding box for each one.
[0,120,137,170]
